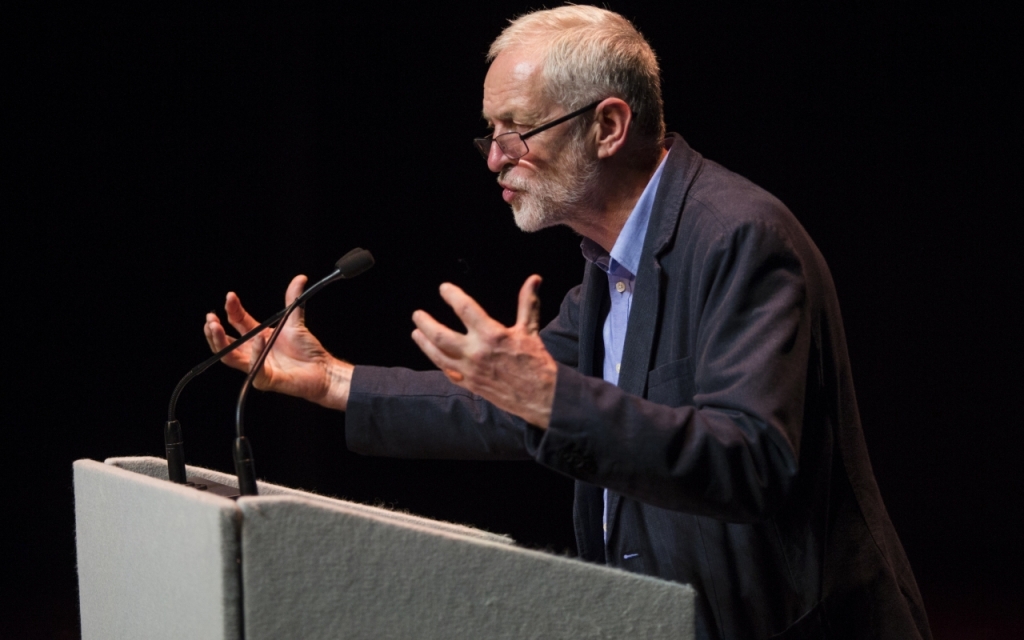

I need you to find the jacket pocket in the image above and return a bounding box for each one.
[646,356,695,406]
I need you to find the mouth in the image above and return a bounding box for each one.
[498,179,521,204]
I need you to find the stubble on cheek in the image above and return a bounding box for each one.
[499,139,600,233]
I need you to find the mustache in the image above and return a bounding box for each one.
[498,169,529,191]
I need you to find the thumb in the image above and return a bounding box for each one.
[515,275,543,334]
[285,274,309,326]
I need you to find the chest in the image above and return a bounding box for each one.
[581,255,701,407]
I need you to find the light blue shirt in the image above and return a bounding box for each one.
[579,150,669,543]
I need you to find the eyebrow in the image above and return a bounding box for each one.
[481,106,545,127]
[482,110,516,124]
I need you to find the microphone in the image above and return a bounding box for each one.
[232,248,374,495]
[164,248,375,487]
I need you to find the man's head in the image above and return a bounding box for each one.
[481,6,665,233]
[488,6,665,150]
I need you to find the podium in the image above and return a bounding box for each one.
[74,457,695,639]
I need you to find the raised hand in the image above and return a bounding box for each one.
[204,275,354,410]
[410,275,557,428]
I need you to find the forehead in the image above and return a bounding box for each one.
[482,47,552,124]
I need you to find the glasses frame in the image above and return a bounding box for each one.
[474,100,603,160]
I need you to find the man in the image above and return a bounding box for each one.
[205,6,931,639]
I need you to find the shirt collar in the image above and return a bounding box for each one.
[580,149,669,277]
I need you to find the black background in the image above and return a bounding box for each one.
[7,2,1021,637]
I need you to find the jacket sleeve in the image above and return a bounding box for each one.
[345,366,530,460]
[526,217,809,523]
[344,285,585,461]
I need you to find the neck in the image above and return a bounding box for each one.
[569,148,666,252]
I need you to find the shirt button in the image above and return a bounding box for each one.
[615,363,621,373]
[615,281,626,293]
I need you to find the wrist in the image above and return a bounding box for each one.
[316,358,355,411]
[522,356,558,429]
[539,359,558,428]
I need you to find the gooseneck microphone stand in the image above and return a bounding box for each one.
[232,248,375,495]
[163,248,375,488]
[165,309,290,484]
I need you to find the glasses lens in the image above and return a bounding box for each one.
[494,132,527,160]
[473,133,529,161]
[473,137,492,159]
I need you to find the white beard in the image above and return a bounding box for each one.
[500,137,600,233]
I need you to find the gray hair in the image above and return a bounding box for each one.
[488,5,665,156]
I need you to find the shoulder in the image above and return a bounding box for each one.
[685,159,803,244]
[652,145,831,300]
[654,136,812,256]
[666,155,835,316]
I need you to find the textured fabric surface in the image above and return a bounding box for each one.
[106,456,512,545]
[83,457,690,638]
[239,495,694,640]
[74,459,242,640]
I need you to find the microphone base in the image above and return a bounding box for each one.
[233,437,259,496]
[183,477,241,500]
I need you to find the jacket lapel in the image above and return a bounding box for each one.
[605,135,704,546]
[577,260,606,379]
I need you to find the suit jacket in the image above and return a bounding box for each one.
[347,134,931,639]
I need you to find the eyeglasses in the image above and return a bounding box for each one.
[473,100,602,161]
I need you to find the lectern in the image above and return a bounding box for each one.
[74,456,695,639]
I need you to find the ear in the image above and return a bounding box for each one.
[592,98,632,159]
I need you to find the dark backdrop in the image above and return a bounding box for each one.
[8,3,1021,638]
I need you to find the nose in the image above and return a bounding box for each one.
[486,140,516,173]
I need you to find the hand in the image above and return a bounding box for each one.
[203,275,354,410]
[411,275,557,428]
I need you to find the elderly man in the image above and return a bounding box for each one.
[205,6,931,639]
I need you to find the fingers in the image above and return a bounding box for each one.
[515,275,543,334]
[410,309,469,383]
[411,309,467,358]
[224,292,260,335]
[284,274,309,327]
[410,328,465,383]
[438,283,494,332]
[205,312,249,371]
[205,312,235,352]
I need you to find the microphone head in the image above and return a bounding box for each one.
[335,248,375,278]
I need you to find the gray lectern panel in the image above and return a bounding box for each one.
[239,495,694,640]
[73,460,242,640]
[78,457,694,639]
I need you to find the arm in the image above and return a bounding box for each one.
[412,220,808,522]
[344,282,585,460]
[203,274,536,460]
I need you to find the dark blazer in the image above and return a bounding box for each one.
[347,135,931,639]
